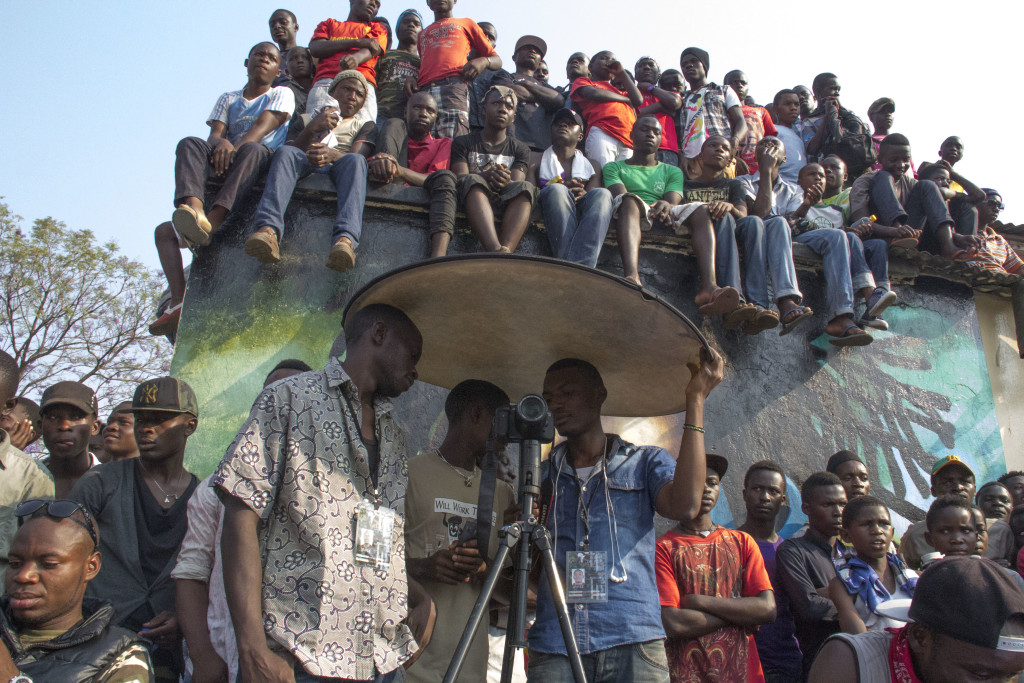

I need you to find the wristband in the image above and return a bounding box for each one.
[683,424,705,434]
[10,675,33,683]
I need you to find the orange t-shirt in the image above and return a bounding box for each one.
[571,78,637,147]
[311,19,388,86]
[416,17,497,87]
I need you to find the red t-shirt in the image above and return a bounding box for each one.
[640,91,679,153]
[407,134,452,175]
[311,19,389,86]
[571,78,637,147]
[737,105,779,174]
[655,528,773,683]
[417,17,497,87]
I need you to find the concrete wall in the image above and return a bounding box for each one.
[170,179,1021,535]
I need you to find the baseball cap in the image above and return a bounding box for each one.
[514,35,547,58]
[706,453,728,479]
[868,97,896,115]
[931,454,974,478]
[877,556,1024,652]
[40,381,98,416]
[552,108,585,129]
[132,377,199,417]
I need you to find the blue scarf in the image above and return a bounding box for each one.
[837,553,918,615]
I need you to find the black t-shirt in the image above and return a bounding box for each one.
[451,130,531,175]
[683,177,746,207]
[133,461,199,588]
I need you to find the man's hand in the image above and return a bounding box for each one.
[502,500,540,526]
[309,107,341,136]
[848,220,872,238]
[453,539,485,575]
[606,59,624,80]
[706,200,733,221]
[406,593,437,649]
[338,54,360,71]
[6,419,35,450]
[210,139,236,176]
[369,154,398,183]
[239,647,295,683]
[802,184,823,206]
[418,544,474,584]
[650,200,674,224]
[191,651,230,683]
[461,57,490,81]
[758,145,784,175]
[483,164,511,191]
[566,177,587,201]
[684,347,725,401]
[306,142,341,168]
[404,76,420,97]
[140,611,180,648]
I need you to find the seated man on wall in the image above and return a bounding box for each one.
[245,70,377,272]
[452,85,537,254]
[603,116,684,285]
[0,500,154,681]
[965,189,1024,275]
[150,42,293,336]
[370,91,457,258]
[530,108,613,268]
[850,134,981,262]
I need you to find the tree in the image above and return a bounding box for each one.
[0,201,172,412]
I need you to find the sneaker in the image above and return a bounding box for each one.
[866,287,898,317]
[326,237,356,272]
[859,313,889,331]
[245,229,281,264]
[148,302,182,337]
[171,205,212,247]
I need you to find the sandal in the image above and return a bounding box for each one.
[829,324,873,347]
[779,305,814,336]
[722,302,758,330]
[890,237,919,249]
[697,286,741,317]
[743,306,780,335]
[171,205,212,247]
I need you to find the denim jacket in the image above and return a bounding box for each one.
[528,435,676,654]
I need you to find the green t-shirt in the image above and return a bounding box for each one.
[603,161,684,205]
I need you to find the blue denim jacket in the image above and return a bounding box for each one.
[528,435,676,655]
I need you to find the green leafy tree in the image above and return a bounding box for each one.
[0,201,171,412]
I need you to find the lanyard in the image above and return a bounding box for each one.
[571,438,612,551]
[341,391,381,504]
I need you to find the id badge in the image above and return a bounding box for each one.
[565,550,608,603]
[355,501,395,571]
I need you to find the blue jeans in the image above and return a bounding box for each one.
[541,184,614,267]
[848,234,890,291]
[293,665,404,683]
[252,145,368,247]
[716,214,802,309]
[794,228,856,320]
[527,639,669,683]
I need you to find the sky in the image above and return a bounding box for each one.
[3,0,1021,274]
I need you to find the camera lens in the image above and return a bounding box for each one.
[517,395,547,423]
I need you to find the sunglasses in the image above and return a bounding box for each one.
[16,499,98,549]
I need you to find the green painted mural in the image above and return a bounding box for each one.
[170,185,1006,540]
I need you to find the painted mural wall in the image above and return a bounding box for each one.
[171,187,1010,539]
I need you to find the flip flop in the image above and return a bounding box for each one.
[779,305,814,336]
[890,237,919,249]
[949,248,981,262]
[722,302,758,330]
[829,324,873,347]
[743,307,780,335]
[697,286,741,317]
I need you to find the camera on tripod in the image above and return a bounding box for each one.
[492,394,555,443]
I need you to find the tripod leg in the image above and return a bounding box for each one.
[444,527,519,683]
[534,526,587,683]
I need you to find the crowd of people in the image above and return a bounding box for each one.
[4,3,1024,683]
[144,3,1021,351]
[5,306,1024,683]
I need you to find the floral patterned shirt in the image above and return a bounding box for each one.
[213,358,415,679]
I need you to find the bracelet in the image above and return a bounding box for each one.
[683,424,705,433]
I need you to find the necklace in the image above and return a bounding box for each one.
[679,522,718,538]
[138,460,187,504]
[436,449,475,487]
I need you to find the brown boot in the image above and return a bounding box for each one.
[245,228,281,264]
[326,237,356,272]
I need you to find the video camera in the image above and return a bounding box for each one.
[492,394,555,443]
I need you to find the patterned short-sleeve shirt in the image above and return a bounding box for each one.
[213,358,415,680]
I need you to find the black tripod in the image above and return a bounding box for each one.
[443,431,586,683]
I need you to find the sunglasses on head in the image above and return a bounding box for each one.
[16,499,98,549]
